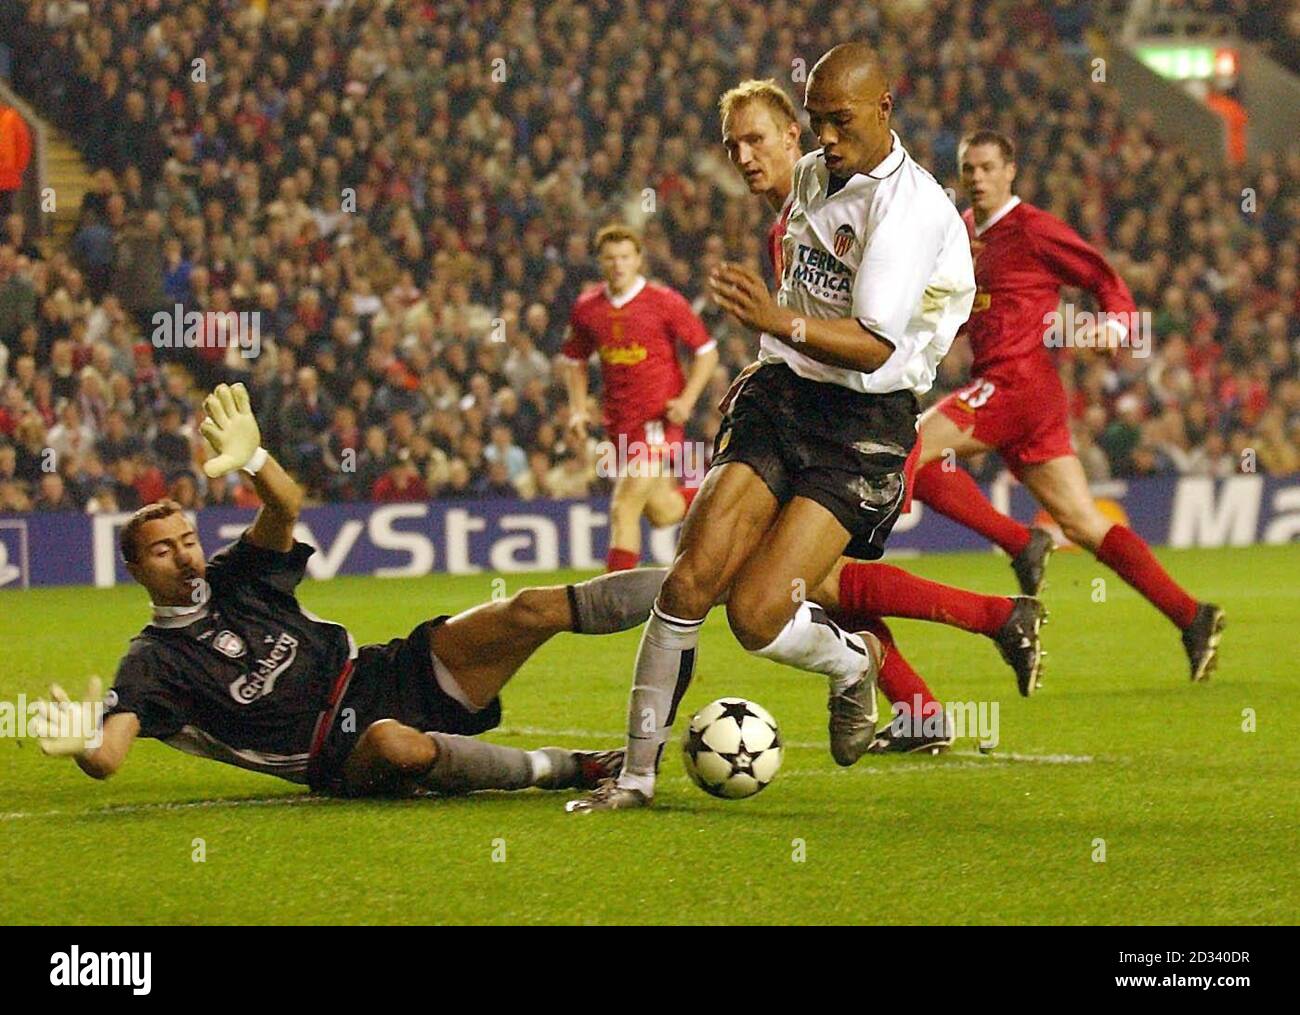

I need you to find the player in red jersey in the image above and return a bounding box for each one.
[912,130,1223,681]
[562,224,718,572]
[716,79,1042,750]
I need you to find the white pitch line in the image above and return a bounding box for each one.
[0,739,1096,823]
[494,726,1095,764]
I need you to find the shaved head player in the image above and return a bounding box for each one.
[567,43,977,811]
[716,79,1045,751]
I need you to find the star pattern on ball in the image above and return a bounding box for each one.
[717,700,756,724]
[685,727,710,756]
[683,699,782,800]
[724,749,754,777]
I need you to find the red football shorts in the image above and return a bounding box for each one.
[607,418,688,478]
[933,367,1074,478]
[617,418,685,450]
[901,438,921,514]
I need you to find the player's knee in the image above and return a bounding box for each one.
[811,559,846,609]
[725,583,794,652]
[1058,511,1106,551]
[362,720,435,775]
[915,439,942,469]
[609,480,647,517]
[658,560,718,619]
[644,496,682,528]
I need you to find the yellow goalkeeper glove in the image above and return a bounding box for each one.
[29,677,104,757]
[200,382,266,478]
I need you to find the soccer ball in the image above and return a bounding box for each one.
[681,697,782,799]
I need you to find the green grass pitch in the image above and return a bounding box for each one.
[1,545,1296,925]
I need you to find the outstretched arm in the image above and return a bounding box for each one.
[244,454,303,552]
[76,712,140,780]
[29,677,139,780]
[200,382,303,552]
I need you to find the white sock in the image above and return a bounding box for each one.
[526,749,553,786]
[753,602,870,692]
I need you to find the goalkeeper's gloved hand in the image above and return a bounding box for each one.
[29,677,104,757]
[200,382,267,479]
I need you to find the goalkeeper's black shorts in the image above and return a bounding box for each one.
[307,616,503,794]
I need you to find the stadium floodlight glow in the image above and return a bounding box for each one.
[1214,48,1238,78]
[1136,45,1239,81]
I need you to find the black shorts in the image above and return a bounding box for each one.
[712,361,918,560]
[307,617,503,793]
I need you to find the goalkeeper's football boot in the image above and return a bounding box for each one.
[530,749,626,791]
[868,711,954,755]
[1182,603,1225,682]
[1010,527,1055,596]
[565,778,651,813]
[994,596,1047,697]
[827,636,880,767]
[569,750,625,790]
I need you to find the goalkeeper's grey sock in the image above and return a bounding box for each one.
[616,601,702,796]
[567,567,667,634]
[528,747,579,790]
[420,733,541,794]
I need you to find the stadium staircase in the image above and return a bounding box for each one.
[42,129,91,242]
[0,70,89,247]
[1094,0,1300,164]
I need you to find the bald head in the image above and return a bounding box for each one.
[809,43,890,98]
[805,43,894,178]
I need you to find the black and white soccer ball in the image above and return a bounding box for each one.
[681,697,782,799]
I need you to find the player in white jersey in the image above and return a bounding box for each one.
[568,43,976,811]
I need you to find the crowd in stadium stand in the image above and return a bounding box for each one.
[1150,0,1300,74]
[0,0,1296,517]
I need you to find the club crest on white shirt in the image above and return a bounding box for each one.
[833,223,856,258]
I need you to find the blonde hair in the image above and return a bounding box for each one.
[594,223,643,253]
[718,79,799,129]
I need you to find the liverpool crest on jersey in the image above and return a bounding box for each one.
[213,630,247,658]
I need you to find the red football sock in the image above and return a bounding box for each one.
[678,485,700,512]
[1096,525,1198,629]
[913,461,1031,556]
[605,547,639,572]
[839,562,1015,635]
[861,618,938,711]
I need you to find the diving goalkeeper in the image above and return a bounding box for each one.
[27,383,668,797]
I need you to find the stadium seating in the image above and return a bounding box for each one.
[0,0,1296,516]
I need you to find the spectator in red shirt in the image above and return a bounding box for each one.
[370,448,428,503]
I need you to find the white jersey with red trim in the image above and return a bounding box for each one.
[762,132,976,396]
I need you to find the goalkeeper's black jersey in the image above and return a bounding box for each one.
[104,535,355,783]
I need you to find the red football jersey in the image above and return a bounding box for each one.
[562,278,714,433]
[767,193,794,281]
[960,200,1137,377]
